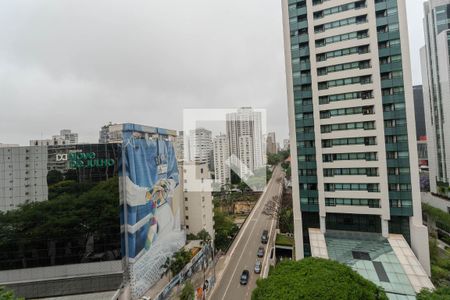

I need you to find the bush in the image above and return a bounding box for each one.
[251,258,387,300]
[417,286,450,300]
[0,286,24,300]
[180,281,194,300]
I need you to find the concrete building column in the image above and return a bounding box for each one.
[320,216,326,234]
[381,218,389,238]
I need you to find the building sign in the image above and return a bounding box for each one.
[55,152,115,169]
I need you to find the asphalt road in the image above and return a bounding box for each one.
[210,166,283,300]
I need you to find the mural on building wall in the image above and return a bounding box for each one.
[120,125,185,299]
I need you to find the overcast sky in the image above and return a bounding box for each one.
[0,0,427,145]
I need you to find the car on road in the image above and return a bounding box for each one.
[257,246,265,257]
[240,270,250,285]
[261,230,269,244]
[254,260,262,274]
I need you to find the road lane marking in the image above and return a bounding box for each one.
[210,167,281,300]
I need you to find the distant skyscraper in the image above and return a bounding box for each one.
[188,128,213,165]
[30,129,78,146]
[282,0,430,280]
[266,132,278,154]
[226,107,265,171]
[213,135,230,186]
[420,0,450,194]
[413,86,426,139]
[174,130,185,161]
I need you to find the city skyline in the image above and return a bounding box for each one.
[0,0,426,146]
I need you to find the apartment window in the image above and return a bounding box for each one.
[321,121,375,133]
[317,60,370,76]
[322,137,376,148]
[185,216,189,220]
[324,168,378,177]
[185,197,188,201]
[313,1,366,19]
[200,168,204,174]
[316,45,369,62]
[320,105,374,119]
[314,15,367,33]
[323,152,377,162]
[325,198,380,208]
[325,183,379,192]
[319,91,373,104]
[185,207,189,210]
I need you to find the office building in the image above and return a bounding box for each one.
[420,0,450,195]
[0,143,122,299]
[413,85,426,139]
[266,132,278,154]
[188,128,213,166]
[213,135,231,186]
[30,129,78,146]
[282,0,431,296]
[226,107,265,172]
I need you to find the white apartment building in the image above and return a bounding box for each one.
[213,135,230,186]
[188,128,213,166]
[420,0,450,195]
[0,146,48,211]
[283,0,430,286]
[181,163,214,240]
[226,107,266,172]
[30,129,78,146]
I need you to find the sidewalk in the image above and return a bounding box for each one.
[168,254,227,300]
[143,273,170,299]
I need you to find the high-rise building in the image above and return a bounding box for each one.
[282,0,431,291]
[98,123,123,143]
[30,129,79,146]
[181,163,215,240]
[174,130,185,161]
[226,107,265,171]
[0,146,48,211]
[420,0,450,195]
[266,132,278,154]
[413,85,426,139]
[213,134,230,186]
[188,128,213,165]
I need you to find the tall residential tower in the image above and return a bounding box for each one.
[282,0,430,277]
[420,0,450,195]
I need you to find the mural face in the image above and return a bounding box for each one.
[120,126,185,299]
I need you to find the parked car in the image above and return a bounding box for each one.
[254,260,262,274]
[240,270,250,285]
[261,230,268,244]
[257,246,265,257]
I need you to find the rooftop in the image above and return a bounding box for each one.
[309,229,434,300]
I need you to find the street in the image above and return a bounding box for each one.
[209,166,283,300]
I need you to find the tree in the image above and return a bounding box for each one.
[213,210,238,251]
[417,287,450,300]
[46,170,63,185]
[0,286,24,300]
[197,229,211,245]
[279,208,294,234]
[169,249,192,275]
[252,258,388,300]
[180,281,195,300]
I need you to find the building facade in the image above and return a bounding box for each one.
[226,107,265,172]
[0,146,48,211]
[181,163,215,240]
[420,0,450,195]
[213,134,231,186]
[30,129,78,146]
[282,0,429,274]
[413,85,426,139]
[188,128,213,166]
[266,132,278,154]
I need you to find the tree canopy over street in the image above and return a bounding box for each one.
[252,258,388,300]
